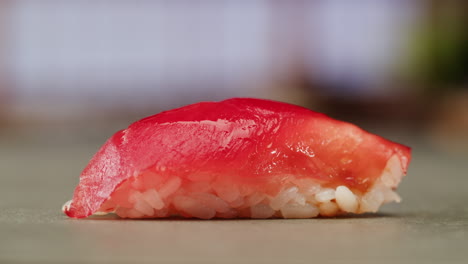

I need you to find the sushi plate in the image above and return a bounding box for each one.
[0,129,467,264]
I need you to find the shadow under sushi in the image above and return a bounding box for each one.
[77,212,398,221]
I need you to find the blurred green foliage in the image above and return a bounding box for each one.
[406,2,468,90]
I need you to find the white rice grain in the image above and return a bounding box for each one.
[319,201,339,216]
[383,188,402,203]
[115,207,128,218]
[359,188,384,213]
[128,190,143,203]
[245,192,266,207]
[61,200,72,213]
[159,177,181,198]
[281,203,319,218]
[134,199,154,216]
[251,204,275,219]
[270,187,298,210]
[292,193,307,206]
[191,193,230,213]
[126,208,145,218]
[213,181,240,203]
[293,178,320,195]
[229,196,245,208]
[142,189,165,210]
[315,188,335,203]
[93,211,110,216]
[239,185,255,196]
[381,155,403,188]
[173,196,216,219]
[335,186,358,213]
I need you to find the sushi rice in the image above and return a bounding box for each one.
[63,155,404,219]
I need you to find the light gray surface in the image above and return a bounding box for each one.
[1,128,467,263]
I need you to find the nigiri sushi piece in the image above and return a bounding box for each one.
[63,98,411,219]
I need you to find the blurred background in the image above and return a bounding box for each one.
[0,0,467,152]
[1,2,468,262]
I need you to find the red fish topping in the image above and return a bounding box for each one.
[64,98,411,218]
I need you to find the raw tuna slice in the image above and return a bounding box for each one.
[63,98,411,219]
